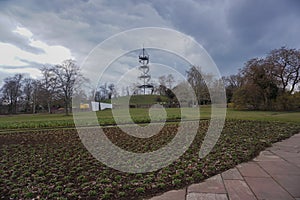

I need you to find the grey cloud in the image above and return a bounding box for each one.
[2,0,171,64]
[149,0,236,74]
[0,15,45,54]
[223,0,300,70]
[0,0,299,79]
[149,0,300,75]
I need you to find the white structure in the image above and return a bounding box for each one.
[91,101,99,111]
[91,101,112,111]
[100,102,112,110]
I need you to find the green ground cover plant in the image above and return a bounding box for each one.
[0,120,299,199]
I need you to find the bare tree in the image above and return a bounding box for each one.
[40,66,59,113]
[99,83,108,100]
[186,66,210,105]
[158,74,175,89]
[0,74,23,114]
[31,80,41,114]
[130,82,140,95]
[267,47,300,94]
[159,85,167,95]
[108,83,117,99]
[22,77,37,113]
[223,74,244,103]
[166,74,175,89]
[158,75,166,87]
[51,59,86,115]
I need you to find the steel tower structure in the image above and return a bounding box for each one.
[137,48,153,94]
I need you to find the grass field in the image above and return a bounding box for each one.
[0,107,299,131]
[226,109,300,123]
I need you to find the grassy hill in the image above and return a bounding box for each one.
[128,94,169,105]
[104,94,169,106]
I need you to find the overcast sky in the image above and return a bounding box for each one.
[1,0,300,85]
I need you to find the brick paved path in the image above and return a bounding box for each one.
[148,133,300,200]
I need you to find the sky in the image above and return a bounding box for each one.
[0,0,300,87]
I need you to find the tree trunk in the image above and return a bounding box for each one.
[33,99,36,114]
[69,102,72,114]
[13,100,17,114]
[47,102,51,114]
[65,99,69,116]
[9,103,13,114]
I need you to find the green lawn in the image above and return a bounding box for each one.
[226,109,300,123]
[0,107,299,131]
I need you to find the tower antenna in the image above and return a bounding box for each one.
[137,47,153,95]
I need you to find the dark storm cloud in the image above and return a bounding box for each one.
[150,0,300,74]
[223,0,300,73]
[227,0,300,51]
[0,0,299,79]
[227,0,299,41]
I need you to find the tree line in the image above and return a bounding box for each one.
[224,47,300,110]
[0,59,86,115]
[184,47,300,110]
[0,46,299,115]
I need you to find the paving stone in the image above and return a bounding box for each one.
[279,137,300,147]
[188,174,226,194]
[224,180,257,200]
[258,160,300,176]
[284,157,300,168]
[291,134,300,139]
[270,149,299,158]
[244,177,294,200]
[271,146,299,153]
[221,168,243,180]
[236,162,269,177]
[186,193,228,200]
[273,175,300,197]
[148,189,186,200]
[271,142,300,153]
[253,150,284,162]
[270,148,300,167]
[150,133,300,200]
